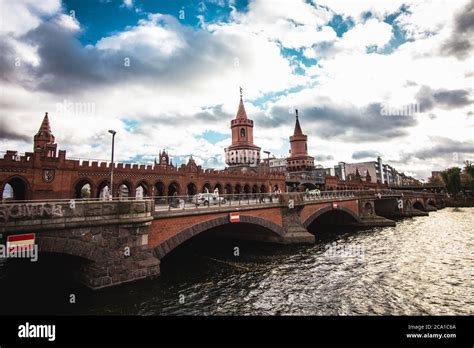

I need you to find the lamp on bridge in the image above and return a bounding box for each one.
[108,130,116,198]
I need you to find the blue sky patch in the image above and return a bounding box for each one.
[199,130,229,144]
[122,119,139,132]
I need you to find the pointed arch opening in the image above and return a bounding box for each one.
[187,182,197,196]
[202,182,212,193]
[73,179,93,199]
[136,181,150,198]
[154,181,165,196]
[1,176,29,201]
[118,181,131,198]
[168,182,180,196]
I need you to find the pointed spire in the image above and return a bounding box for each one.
[293,109,303,135]
[38,112,52,134]
[236,87,247,119]
[355,167,361,178]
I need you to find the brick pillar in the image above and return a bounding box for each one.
[280,206,315,244]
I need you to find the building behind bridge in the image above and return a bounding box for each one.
[1,92,425,200]
[275,109,419,191]
[0,95,286,201]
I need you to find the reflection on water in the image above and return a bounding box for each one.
[0,208,472,315]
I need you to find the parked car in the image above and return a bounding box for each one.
[305,189,321,198]
[193,193,227,206]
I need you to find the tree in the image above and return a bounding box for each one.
[440,167,461,194]
[429,174,445,187]
[81,185,91,198]
[462,160,474,192]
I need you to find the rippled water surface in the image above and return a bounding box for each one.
[1,208,473,315]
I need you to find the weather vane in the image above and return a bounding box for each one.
[240,86,243,98]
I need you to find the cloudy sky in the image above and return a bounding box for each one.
[0,0,472,179]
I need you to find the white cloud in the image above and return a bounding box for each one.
[0,0,472,179]
[205,0,334,50]
[395,0,467,39]
[123,0,133,9]
[96,15,186,57]
[315,0,404,19]
[280,25,337,49]
[340,19,393,49]
[0,0,61,37]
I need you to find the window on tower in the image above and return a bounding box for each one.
[240,128,246,137]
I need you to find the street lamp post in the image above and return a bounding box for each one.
[108,130,116,199]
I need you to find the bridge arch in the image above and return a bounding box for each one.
[302,182,317,190]
[1,175,30,201]
[413,200,425,211]
[303,206,362,229]
[168,181,180,196]
[37,236,106,263]
[427,199,436,207]
[202,182,212,193]
[118,180,132,198]
[186,182,197,196]
[214,183,223,194]
[135,180,150,198]
[154,181,165,196]
[97,180,111,198]
[154,215,285,259]
[224,183,233,194]
[73,178,94,199]
[363,202,374,215]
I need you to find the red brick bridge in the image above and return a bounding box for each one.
[0,190,445,289]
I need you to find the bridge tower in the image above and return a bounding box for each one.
[225,88,261,168]
[287,109,314,172]
[33,112,57,157]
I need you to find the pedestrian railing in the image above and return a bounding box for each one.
[1,190,445,213]
[152,193,280,211]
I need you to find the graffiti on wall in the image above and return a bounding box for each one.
[0,203,64,223]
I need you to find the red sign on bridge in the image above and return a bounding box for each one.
[229,212,240,223]
[7,233,35,252]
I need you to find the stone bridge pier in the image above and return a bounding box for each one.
[373,194,434,219]
[0,200,160,289]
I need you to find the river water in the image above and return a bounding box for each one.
[0,208,472,315]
